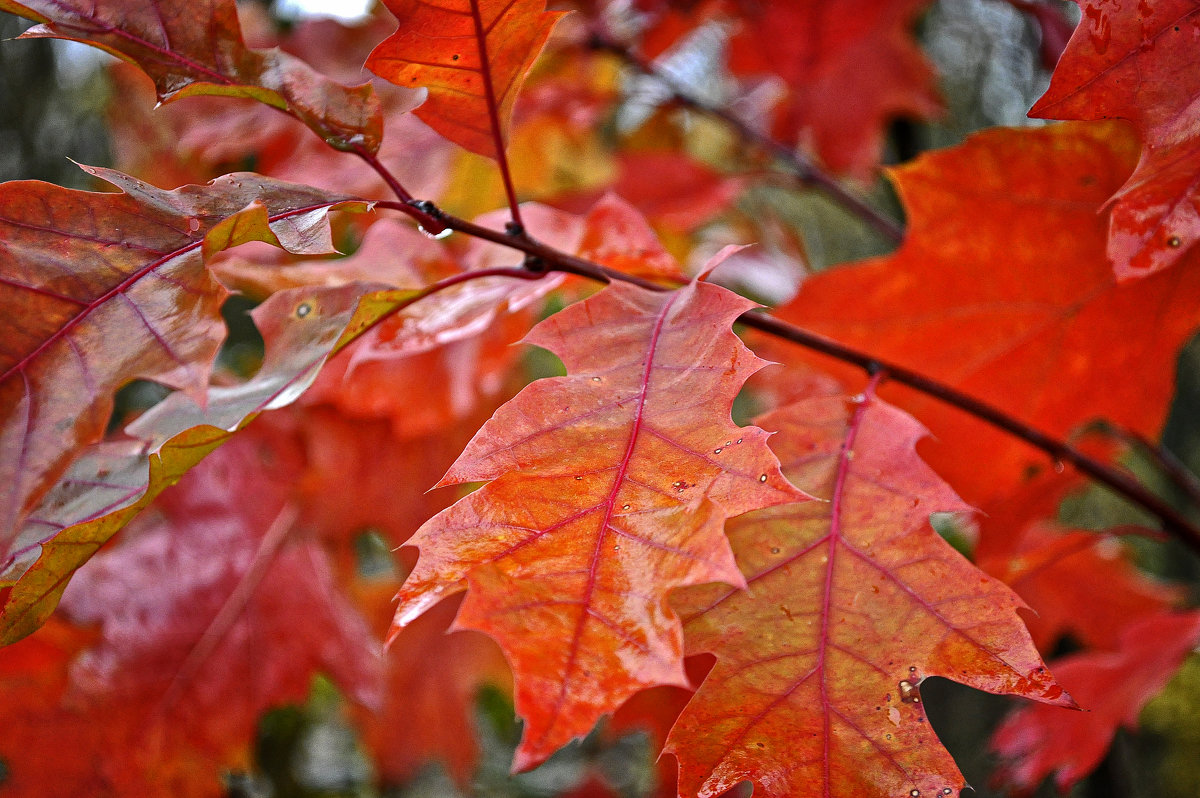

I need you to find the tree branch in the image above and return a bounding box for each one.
[586,33,905,244]
[374,198,1200,554]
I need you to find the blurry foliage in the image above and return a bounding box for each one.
[0,1,1196,797]
[0,14,111,187]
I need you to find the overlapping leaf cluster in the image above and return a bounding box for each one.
[0,1,1198,797]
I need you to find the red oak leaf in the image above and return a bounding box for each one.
[666,381,1071,798]
[392,279,806,770]
[991,610,1200,792]
[1030,0,1200,278]
[978,524,1182,653]
[577,193,688,282]
[367,0,568,159]
[770,122,1200,507]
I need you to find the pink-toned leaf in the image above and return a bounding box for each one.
[357,590,512,783]
[392,279,806,769]
[991,610,1200,792]
[0,283,416,645]
[666,382,1071,798]
[366,0,567,159]
[0,0,382,152]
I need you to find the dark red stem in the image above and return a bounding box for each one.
[469,0,525,232]
[353,145,413,202]
[586,34,904,244]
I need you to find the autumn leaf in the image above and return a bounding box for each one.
[991,610,1200,792]
[0,167,370,555]
[366,0,567,159]
[770,122,1200,506]
[393,279,806,769]
[725,0,942,178]
[1030,0,1200,279]
[0,283,415,645]
[0,0,383,152]
[665,381,1071,798]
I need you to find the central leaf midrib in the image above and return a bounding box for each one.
[536,289,681,746]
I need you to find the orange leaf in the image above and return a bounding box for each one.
[393,279,806,769]
[0,167,365,552]
[666,382,1071,798]
[991,610,1200,792]
[771,122,1200,506]
[1030,0,1200,279]
[0,0,381,153]
[367,0,567,159]
[979,525,1181,653]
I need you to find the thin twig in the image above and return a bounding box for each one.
[1097,422,1200,514]
[586,34,905,244]
[372,198,1200,554]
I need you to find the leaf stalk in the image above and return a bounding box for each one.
[469,0,525,231]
